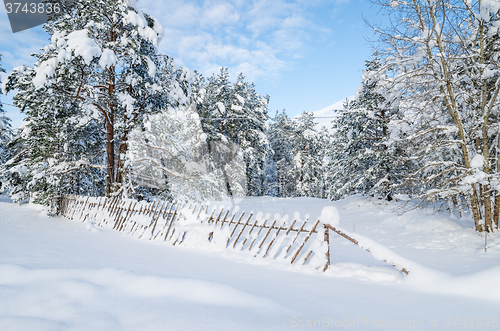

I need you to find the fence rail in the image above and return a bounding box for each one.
[58,195,410,275]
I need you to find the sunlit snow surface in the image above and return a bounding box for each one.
[1,194,499,330]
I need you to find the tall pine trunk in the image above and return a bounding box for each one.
[105,32,117,197]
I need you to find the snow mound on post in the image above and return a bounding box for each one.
[319,206,339,227]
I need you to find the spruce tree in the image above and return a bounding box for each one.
[315,125,331,199]
[328,55,404,201]
[293,111,321,197]
[265,109,296,197]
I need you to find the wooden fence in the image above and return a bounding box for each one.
[58,195,410,274]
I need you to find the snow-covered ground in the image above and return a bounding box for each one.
[1,194,500,330]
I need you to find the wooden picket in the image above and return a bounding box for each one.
[58,195,410,275]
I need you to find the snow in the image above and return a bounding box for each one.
[1,74,10,95]
[302,128,315,139]
[123,11,148,30]
[235,93,245,104]
[65,29,102,65]
[231,104,243,111]
[99,49,118,69]
[179,66,193,83]
[117,92,135,114]
[326,263,402,282]
[319,206,339,227]
[33,58,58,88]
[480,0,500,20]
[470,154,485,169]
[33,29,104,88]
[1,194,500,330]
[146,57,156,77]
[216,101,225,114]
[123,10,161,46]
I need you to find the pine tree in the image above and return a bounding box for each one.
[195,68,246,197]
[3,63,103,207]
[4,0,174,198]
[0,129,28,202]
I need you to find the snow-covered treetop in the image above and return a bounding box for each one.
[30,0,165,91]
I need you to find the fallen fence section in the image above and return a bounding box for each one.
[323,224,410,275]
[59,195,410,275]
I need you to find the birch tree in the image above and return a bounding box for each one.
[372,0,500,231]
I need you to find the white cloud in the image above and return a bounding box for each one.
[169,3,201,27]
[138,0,332,81]
[0,5,48,72]
[201,3,240,27]
[0,0,337,84]
[0,6,51,128]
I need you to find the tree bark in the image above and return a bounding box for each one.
[105,117,115,197]
[105,30,117,196]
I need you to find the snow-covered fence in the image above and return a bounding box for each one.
[58,195,410,275]
[58,195,330,271]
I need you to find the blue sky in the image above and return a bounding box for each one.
[0,0,383,128]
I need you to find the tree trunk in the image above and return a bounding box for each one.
[105,118,114,197]
[281,139,285,197]
[245,158,252,196]
[483,185,493,232]
[494,136,500,230]
[471,188,484,232]
[115,125,130,189]
[105,61,116,196]
[381,108,392,201]
[494,191,500,230]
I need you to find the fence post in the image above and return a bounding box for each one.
[55,195,62,216]
[323,225,330,272]
[291,220,320,264]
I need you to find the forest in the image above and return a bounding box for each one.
[1,0,500,233]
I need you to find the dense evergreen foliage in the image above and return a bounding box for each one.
[0,55,11,164]
[327,56,410,201]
